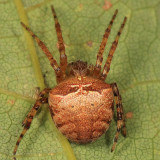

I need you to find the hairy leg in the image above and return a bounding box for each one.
[13,88,51,160]
[21,22,63,83]
[101,17,127,80]
[111,83,126,152]
[51,5,67,78]
[93,10,118,77]
[87,64,95,76]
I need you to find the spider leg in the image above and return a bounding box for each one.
[22,87,41,126]
[51,5,67,78]
[93,10,118,77]
[87,64,95,76]
[13,88,51,160]
[111,83,126,152]
[101,17,127,80]
[21,22,62,83]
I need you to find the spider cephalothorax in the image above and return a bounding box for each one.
[13,5,127,160]
[70,60,88,77]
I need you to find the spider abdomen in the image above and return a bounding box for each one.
[49,77,114,143]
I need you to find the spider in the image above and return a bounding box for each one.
[13,5,127,159]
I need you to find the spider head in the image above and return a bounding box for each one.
[69,60,88,77]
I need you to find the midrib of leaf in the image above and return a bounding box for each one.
[13,0,77,160]
[14,0,45,90]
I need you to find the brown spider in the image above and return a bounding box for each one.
[13,5,127,159]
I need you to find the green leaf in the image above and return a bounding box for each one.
[0,0,160,160]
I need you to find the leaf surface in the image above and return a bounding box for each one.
[0,0,160,160]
